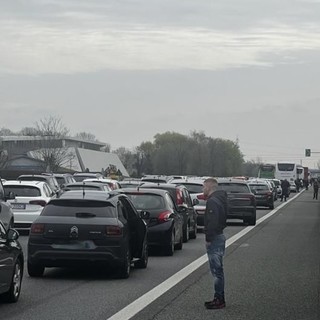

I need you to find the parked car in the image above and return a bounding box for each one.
[17,174,60,194]
[4,180,54,229]
[118,188,184,256]
[248,181,274,209]
[140,175,169,183]
[73,172,103,182]
[28,190,148,279]
[61,181,112,193]
[119,179,142,188]
[0,178,15,230]
[0,220,24,303]
[139,183,197,241]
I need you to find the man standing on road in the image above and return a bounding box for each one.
[313,179,319,200]
[203,177,228,310]
[280,179,290,202]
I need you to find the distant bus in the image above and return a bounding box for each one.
[258,164,275,179]
[296,165,304,180]
[274,162,297,182]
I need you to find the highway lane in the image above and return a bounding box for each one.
[132,188,320,320]
[0,192,308,320]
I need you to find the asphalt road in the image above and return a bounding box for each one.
[1,189,319,320]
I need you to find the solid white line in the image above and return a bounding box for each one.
[107,190,304,320]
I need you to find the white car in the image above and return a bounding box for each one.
[82,178,120,190]
[3,180,54,229]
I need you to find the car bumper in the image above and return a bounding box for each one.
[147,222,174,247]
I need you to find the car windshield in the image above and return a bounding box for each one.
[218,183,250,193]
[126,194,165,210]
[42,200,116,217]
[5,185,41,197]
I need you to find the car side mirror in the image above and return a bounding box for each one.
[139,210,150,219]
[192,198,199,206]
[178,205,188,213]
[7,229,19,241]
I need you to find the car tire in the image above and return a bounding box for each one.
[183,222,189,243]
[164,231,175,256]
[2,259,22,303]
[117,247,131,279]
[246,211,256,226]
[174,233,183,250]
[189,224,197,239]
[269,203,274,209]
[134,240,148,269]
[27,261,45,277]
[9,219,14,230]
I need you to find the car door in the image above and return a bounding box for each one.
[165,193,183,243]
[120,198,146,258]
[0,222,12,293]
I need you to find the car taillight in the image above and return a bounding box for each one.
[197,194,205,200]
[158,210,172,223]
[105,226,122,236]
[176,189,183,205]
[29,200,47,207]
[30,223,45,234]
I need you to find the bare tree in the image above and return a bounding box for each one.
[75,131,97,141]
[32,116,75,172]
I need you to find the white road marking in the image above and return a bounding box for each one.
[107,190,304,320]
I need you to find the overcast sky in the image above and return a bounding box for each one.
[1,0,320,168]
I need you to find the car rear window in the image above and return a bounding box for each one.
[19,176,46,182]
[125,194,165,210]
[218,183,250,193]
[42,200,116,217]
[180,183,203,193]
[5,185,41,197]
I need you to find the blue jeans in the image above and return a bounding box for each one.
[206,234,226,300]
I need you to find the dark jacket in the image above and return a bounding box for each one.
[204,190,228,242]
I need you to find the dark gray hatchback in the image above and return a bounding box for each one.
[27,190,148,279]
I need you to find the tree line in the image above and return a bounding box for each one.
[0,116,261,177]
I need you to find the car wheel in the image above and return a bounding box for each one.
[245,211,256,226]
[2,259,22,303]
[189,223,197,239]
[134,240,148,269]
[174,232,183,250]
[183,222,190,243]
[164,231,175,256]
[27,261,45,277]
[269,203,274,209]
[117,247,131,279]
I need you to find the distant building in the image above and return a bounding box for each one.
[0,136,129,179]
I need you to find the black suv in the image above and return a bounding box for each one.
[28,190,148,279]
[139,183,197,241]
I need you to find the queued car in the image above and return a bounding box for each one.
[0,178,15,230]
[272,179,282,197]
[73,172,103,182]
[139,183,197,241]
[43,173,76,188]
[188,178,257,226]
[27,190,148,279]
[140,175,169,183]
[118,188,184,256]
[17,174,60,195]
[0,220,24,303]
[3,180,54,229]
[83,178,121,190]
[248,181,275,209]
[62,181,112,193]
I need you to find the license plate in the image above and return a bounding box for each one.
[11,203,26,209]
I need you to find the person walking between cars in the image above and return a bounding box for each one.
[203,178,228,309]
[280,179,290,202]
[313,179,319,200]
